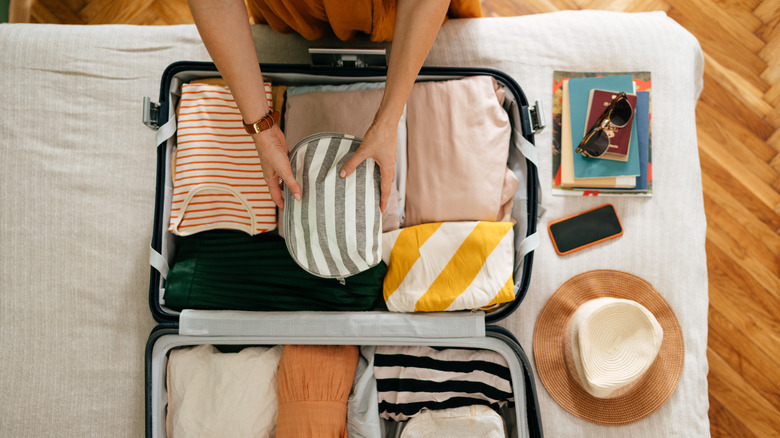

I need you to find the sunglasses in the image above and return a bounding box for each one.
[575,91,634,158]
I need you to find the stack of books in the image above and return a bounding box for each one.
[551,71,652,197]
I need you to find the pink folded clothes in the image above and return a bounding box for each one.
[404,76,518,227]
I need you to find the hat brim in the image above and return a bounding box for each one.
[533,270,684,425]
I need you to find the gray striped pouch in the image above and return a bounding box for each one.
[284,133,382,280]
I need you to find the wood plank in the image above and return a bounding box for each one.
[667,7,769,94]
[708,392,756,438]
[573,0,670,12]
[699,128,780,213]
[79,0,154,24]
[124,6,158,25]
[766,81,780,108]
[704,53,774,121]
[482,0,578,16]
[667,0,766,54]
[708,307,780,412]
[697,98,778,168]
[754,0,780,25]
[759,38,780,88]
[768,128,780,154]
[756,14,780,47]
[150,0,193,26]
[709,0,764,32]
[701,171,780,256]
[703,185,780,272]
[77,0,114,23]
[30,0,61,23]
[699,71,775,141]
[707,348,780,437]
[35,0,85,24]
[771,152,780,175]
[9,0,33,22]
[705,211,780,297]
[706,241,780,362]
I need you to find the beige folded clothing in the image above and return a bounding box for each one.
[166,344,283,438]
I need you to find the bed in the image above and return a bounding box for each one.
[0,11,709,437]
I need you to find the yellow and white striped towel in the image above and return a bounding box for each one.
[381,221,515,312]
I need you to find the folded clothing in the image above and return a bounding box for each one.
[163,230,386,311]
[166,344,283,438]
[171,82,276,236]
[283,83,401,232]
[374,346,514,421]
[381,222,515,312]
[404,76,518,226]
[276,345,358,437]
[400,405,506,438]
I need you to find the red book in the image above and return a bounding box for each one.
[584,89,637,162]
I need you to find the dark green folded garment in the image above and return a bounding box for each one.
[164,230,387,311]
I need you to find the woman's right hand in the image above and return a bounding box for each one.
[252,125,301,210]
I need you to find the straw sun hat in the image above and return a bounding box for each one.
[533,270,684,425]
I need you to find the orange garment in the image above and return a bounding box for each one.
[276,345,359,437]
[246,0,482,42]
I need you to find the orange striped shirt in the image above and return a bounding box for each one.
[169,82,277,236]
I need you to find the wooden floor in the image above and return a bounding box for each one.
[10,0,780,436]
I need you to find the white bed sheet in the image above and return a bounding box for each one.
[0,11,708,437]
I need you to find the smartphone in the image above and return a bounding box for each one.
[548,204,623,255]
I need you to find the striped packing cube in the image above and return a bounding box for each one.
[375,346,514,421]
[170,82,276,236]
[284,133,382,279]
[381,221,516,312]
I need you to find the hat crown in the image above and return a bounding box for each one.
[571,297,663,398]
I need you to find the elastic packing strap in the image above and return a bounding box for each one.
[506,94,545,219]
[156,116,177,147]
[514,231,539,291]
[149,244,169,279]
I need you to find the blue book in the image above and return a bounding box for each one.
[634,91,650,191]
[569,75,640,179]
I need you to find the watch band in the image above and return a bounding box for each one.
[243,109,280,135]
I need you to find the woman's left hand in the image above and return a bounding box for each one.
[339,118,397,213]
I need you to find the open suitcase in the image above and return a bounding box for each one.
[143,54,544,438]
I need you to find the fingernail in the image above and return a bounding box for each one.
[294,193,301,201]
[340,170,346,178]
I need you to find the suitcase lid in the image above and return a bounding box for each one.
[146,61,540,325]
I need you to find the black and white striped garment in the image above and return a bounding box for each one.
[374,346,515,421]
[285,133,382,279]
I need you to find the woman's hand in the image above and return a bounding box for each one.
[252,125,301,210]
[340,117,397,213]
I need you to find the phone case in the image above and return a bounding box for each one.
[547,204,623,255]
